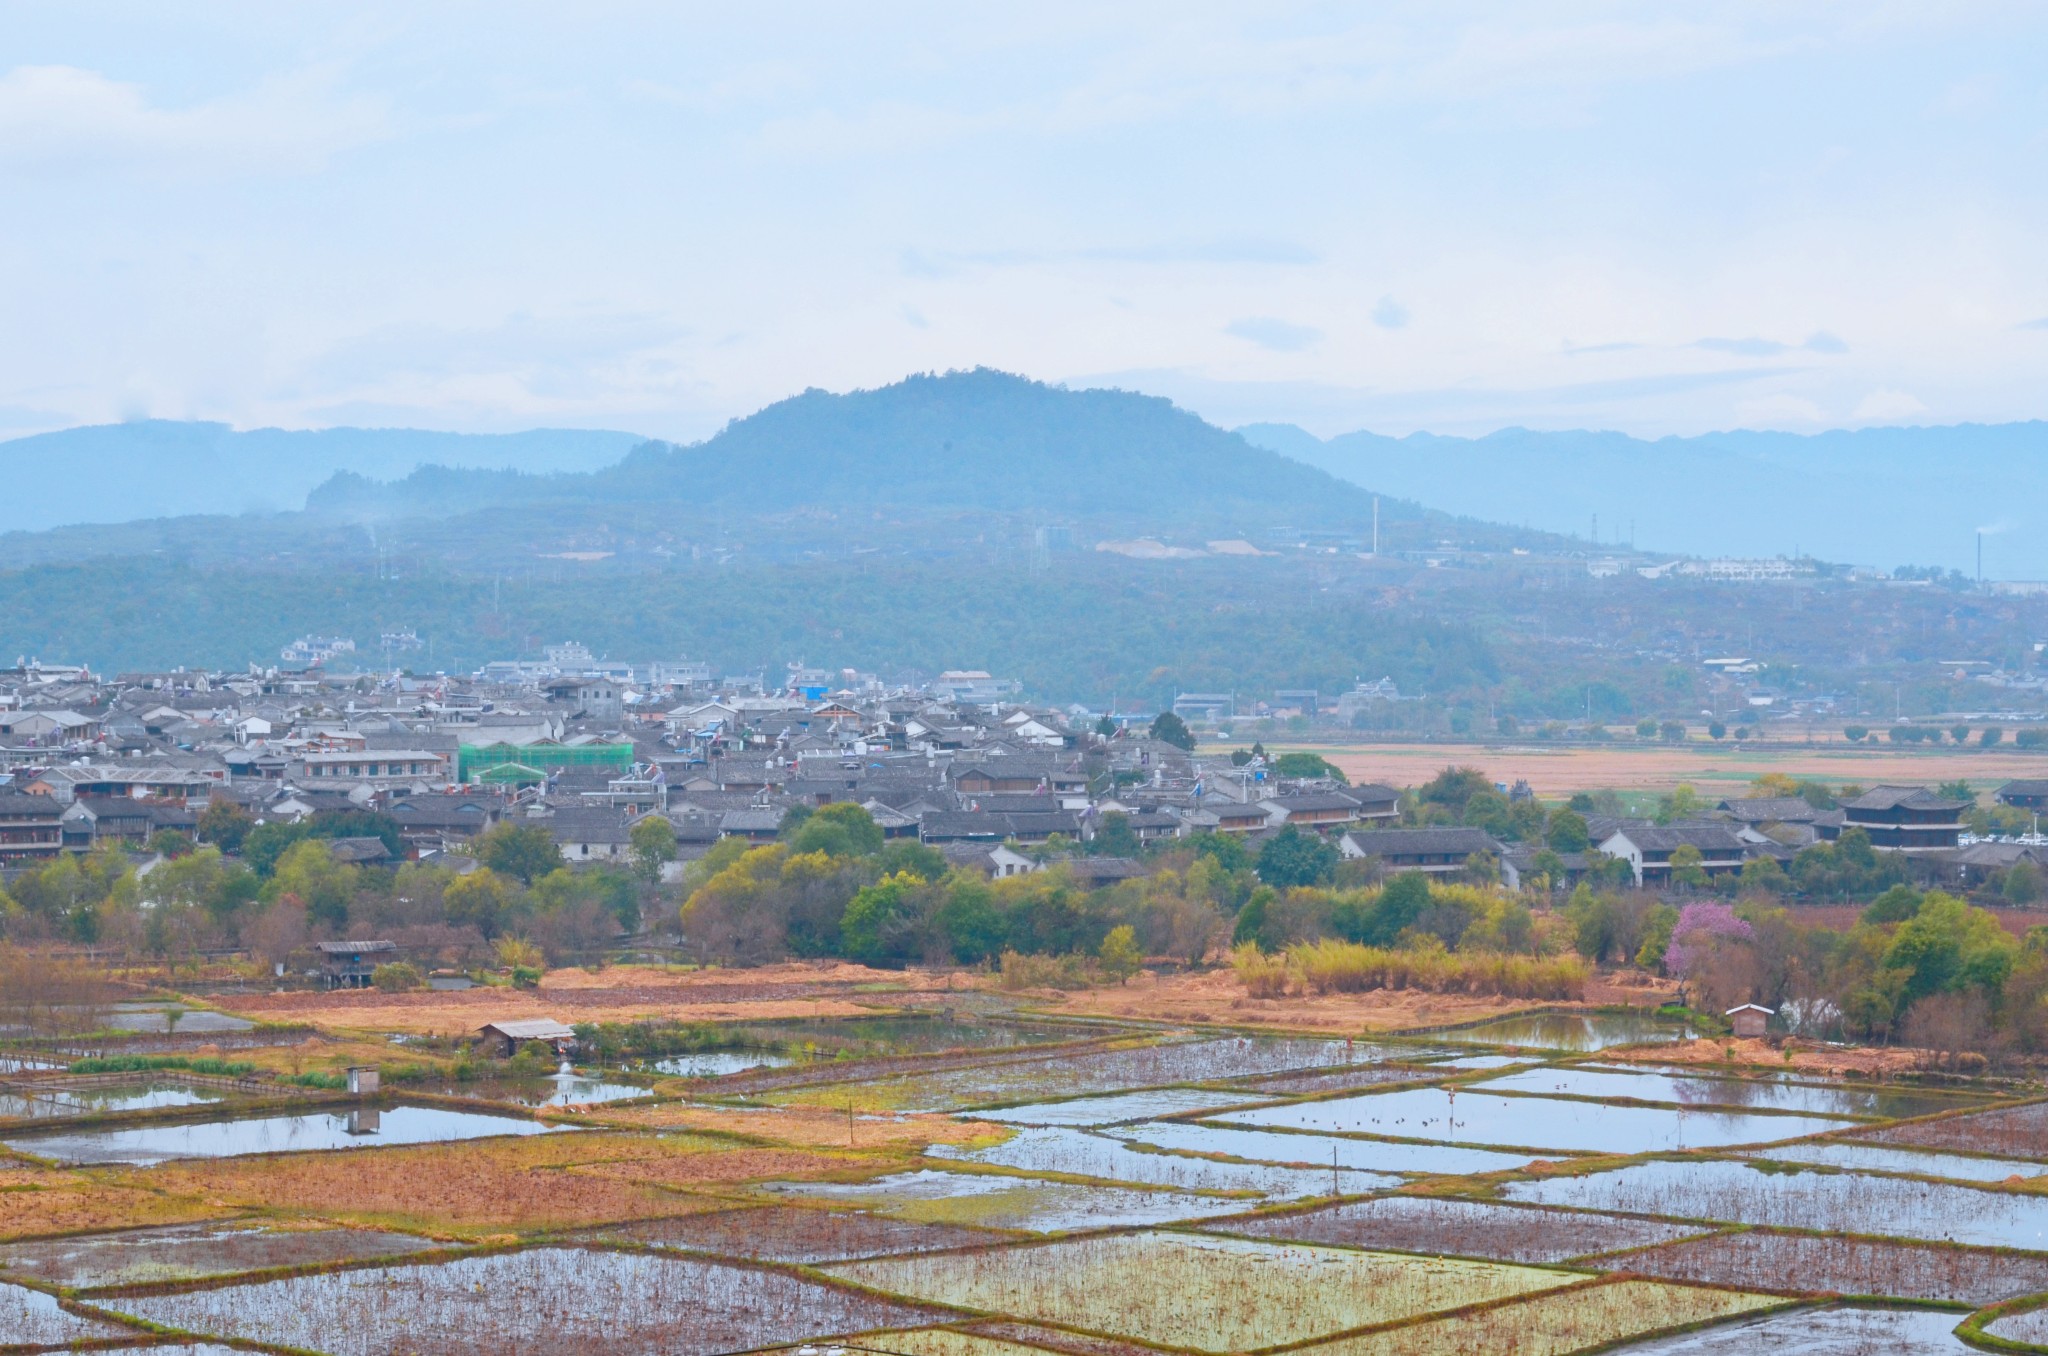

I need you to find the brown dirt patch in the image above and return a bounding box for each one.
[574,1147,864,1191]
[1602,1036,1920,1078]
[589,1103,1007,1152]
[1035,966,1671,1035]
[131,1132,736,1237]
[0,1174,234,1241]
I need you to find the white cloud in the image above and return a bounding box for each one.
[0,64,390,176]
[1853,388,1930,422]
[1225,318,1322,352]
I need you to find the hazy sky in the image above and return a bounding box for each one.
[4,3,2046,440]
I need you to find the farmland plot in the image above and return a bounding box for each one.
[1600,1304,1974,1352]
[829,1231,1578,1353]
[570,1206,1002,1263]
[1504,1157,2048,1250]
[0,1219,445,1290]
[1222,1088,1854,1153]
[1857,1099,2048,1159]
[105,1247,943,1356]
[1475,1066,1978,1120]
[1596,1228,2048,1304]
[1206,1196,1710,1262]
[1290,1278,1780,1356]
[0,1279,139,1344]
[760,1168,1237,1231]
[929,1125,1386,1198]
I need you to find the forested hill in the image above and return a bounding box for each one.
[1239,419,2048,577]
[0,421,641,534]
[308,369,1380,524]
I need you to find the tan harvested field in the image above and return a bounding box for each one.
[1277,739,2048,796]
[0,1165,238,1241]
[1602,1035,1921,1078]
[590,1102,1009,1151]
[127,1131,805,1237]
[215,960,960,1034]
[1034,965,1677,1034]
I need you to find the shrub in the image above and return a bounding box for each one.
[996,949,1094,991]
[1285,938,1587,1000]
[371,961,424,992]
[1230,943,1292,998]
[510,965,543,989]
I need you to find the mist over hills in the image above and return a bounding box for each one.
[0,421,643,533]
[1239,420,2048,579]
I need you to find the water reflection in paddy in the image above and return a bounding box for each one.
[1446,1013,1692,1051]
[644,1050,796,1078]
[1223,1087,1854,1153]
[1742,1140,2048,1184]
[0,1081,227,1120]
[1605,1303,1973,1353]
[1505,1156,2048,1249]
[1476,1065,1975,1119]
[5,1103,566,1165]
[930,1125,1391,1198]
[1107,1120,1534,1176]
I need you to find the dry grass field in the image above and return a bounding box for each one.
[1048,965,1676,1034]
[1274,739,2048,797]
[215,960,963,1034]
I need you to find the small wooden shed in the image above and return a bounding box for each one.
[1725,1003,1775,1039]
[475,1018,578,1059]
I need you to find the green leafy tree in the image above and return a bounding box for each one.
[1255,825,1337,888]
[1417,766,1493,816]
[196,801,253,853]
[787,802,884,858]
[443,868,521,938]
[1667,843,1708,890]
[1231,885,1277,950]
[1185,832,1251,873]
[1090,811,1140,858]
[1544,809,1590,853]
[1708,721,1726,740]
[1271,752,1348,784]
[1981,727,2005,748]
[1150,711,1196,752]
[935,873,1006,962]
[472,822,565,885]
[629,815,678,883]
[1843,726,1868,742]
[1094,714,1116,737]
[270,839,358,934]
[839,871,926,963]
[1097,924,1143,984]
[1862,884,1923,925]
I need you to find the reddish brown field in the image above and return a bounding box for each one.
[1277,739,2048,797]
[1039,965,1676,1034]
[216,961,963,1035]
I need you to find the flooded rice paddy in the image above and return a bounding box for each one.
[0,1220,446,1289]
[5,1102,565,1165]
[1504,1156,2048,1249]
[828,1231,1579,1353]
[1220,1086,1857,1153]
[759,1167,1242,1231]
[5,992,2042,1355]
[105,1246,942,1356]
[1206,1195,1711,1262]
[1442,1012,1693,1050]
[1474,1065,1976,1120]
[929,1124,1392,1198]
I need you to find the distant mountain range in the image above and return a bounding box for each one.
[305,368,1383,526]
[0,421,642,533]
[1238,420,2048,579]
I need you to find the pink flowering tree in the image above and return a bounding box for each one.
[1663,901,1754,985]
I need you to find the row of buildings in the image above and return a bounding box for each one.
[0,655,2038,894]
